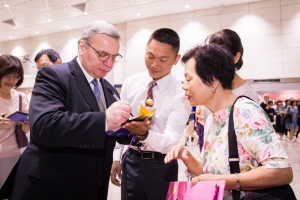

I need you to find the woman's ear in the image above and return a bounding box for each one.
[234,52,241,64]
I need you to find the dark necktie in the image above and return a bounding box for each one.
[146,80,157,101]
[91,79,105,111]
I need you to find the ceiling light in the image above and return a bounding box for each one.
[66,25,69,28]
[9,36,12,39]
[48,19,51,22]
[84,12,87,15]
[4,4,9,8]
[185,5,190,9]
[136,13,141,16]
[35,31,39,34]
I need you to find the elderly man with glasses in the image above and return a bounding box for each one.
[1,20,132,200]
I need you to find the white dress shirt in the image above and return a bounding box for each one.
[113,71,191,161]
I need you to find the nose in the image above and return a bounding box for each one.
[151,59,159,68]
[182,80,188,90]
[103,56,114,68]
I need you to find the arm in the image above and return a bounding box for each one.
[164,144,203,175]
[233,100,292,190]
[192,99,293,190]
[195,167,292,190]
[29,66,106,148]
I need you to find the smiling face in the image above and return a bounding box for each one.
[145,39,180,81]
[0,73,20,90]
[182,58,214,106]
[78,33,120,78]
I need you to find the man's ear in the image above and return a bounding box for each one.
[55,59,62,64]
[78,40,85,55]
[174,54,181,65]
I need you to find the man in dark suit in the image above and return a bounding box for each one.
[2,20,132,200]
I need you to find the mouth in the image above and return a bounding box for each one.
[99,68,109,73]
[150,69,159,73]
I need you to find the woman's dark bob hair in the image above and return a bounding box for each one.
[206,29,244,71]
[0,54,24,87]
[181,43,235,90]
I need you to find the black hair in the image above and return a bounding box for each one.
[290,100,297,106]
[147,28,180,55]
[0,54,24,87]
[267,100,273,105]
[181,43,235,90]
[34,49,61,63]
[206,29,244,70]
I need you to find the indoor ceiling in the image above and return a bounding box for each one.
[0,0,263,42]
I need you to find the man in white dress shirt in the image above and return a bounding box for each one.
[110,28,191,200]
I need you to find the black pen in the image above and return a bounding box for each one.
[106,88,134,117]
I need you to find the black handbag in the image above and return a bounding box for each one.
[228,96,296,200]
[14,94,28,148]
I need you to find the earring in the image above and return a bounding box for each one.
[212,87,216,93]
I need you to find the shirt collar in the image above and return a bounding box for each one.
[76,57,98,83]
[144,72,172,92]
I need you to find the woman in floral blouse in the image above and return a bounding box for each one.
[164,44,293,199]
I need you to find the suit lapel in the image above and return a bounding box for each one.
[69,58,100,112]
[100,79,115,108]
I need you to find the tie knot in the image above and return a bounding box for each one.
[91,79,98,86]
[148,80,157,90]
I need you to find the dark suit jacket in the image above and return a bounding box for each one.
[4,57,118,200]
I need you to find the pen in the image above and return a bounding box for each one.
[106,88,134,117]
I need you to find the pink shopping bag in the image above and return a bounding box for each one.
[166,180,226,200]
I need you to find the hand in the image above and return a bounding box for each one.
[19,121,30,133]
[0,112,9,126]
[191,174,217,186]
[121,120,150,136]
[106,101,132,130]
[164,144,190,164]
[110,161,122,186]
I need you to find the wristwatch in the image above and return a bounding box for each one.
[134,130,149,141]
[235,173,242,191]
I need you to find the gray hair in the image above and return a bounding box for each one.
[78,20,120,43]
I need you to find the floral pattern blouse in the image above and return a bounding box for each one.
[200,97,290,200]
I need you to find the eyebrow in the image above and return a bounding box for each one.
[147,52,169,59]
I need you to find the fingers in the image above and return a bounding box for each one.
[122,121,149,135]
[110,173,121,186]
[164,144,188,164]
[0,117,9,125]
[106,101,132,130]
[191,176,200,186]
[110,161,121,187]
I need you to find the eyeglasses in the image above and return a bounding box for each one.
[2,74,21,81]
[85,42,122,63]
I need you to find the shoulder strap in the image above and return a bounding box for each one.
[228,95,253,200]
[19,94,22,112]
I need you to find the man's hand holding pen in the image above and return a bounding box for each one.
[106,101,132,130]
